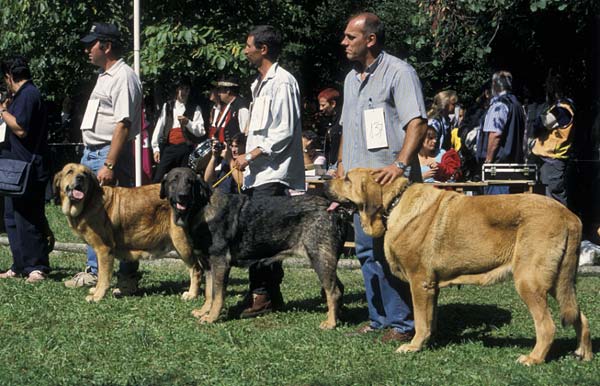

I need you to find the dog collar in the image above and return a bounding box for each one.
[381,180,411,229]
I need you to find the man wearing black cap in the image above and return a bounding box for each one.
[208,77,249,143]
[151,78,205,183]
[64,22,142,295]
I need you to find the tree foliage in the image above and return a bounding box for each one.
[0,0,597,111]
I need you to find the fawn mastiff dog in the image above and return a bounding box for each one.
[160,167,346,329]
[326,168,592,365]
[53,163,201,302]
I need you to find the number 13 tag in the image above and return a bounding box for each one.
[364,107,388,149]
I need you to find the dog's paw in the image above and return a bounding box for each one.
[88,287,96,295]
[85,294,101,303]
[319,320,337,330]
[396,343,421,353]
[516,354,543,366]
[181,291,198,301]
[574,347,594,362]
[198,314,218,324]
[191,304,212,319]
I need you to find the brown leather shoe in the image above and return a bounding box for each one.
[381,329,415,344]
[240,293,273,319]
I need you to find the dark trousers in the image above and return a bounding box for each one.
[152,143,193,183]
[540,157,567,206]
[4,180,50,275]
[244,182,287,295]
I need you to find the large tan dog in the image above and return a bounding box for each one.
[326,168,592,365]
[53,163,201,302]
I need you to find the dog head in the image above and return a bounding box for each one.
[160,167,211,227]
[53,163,100,218]
[325,168,410,238]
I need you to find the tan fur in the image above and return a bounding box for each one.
[327,168,592,365]
[53,163,200,302]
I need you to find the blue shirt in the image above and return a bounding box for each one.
[483,92,509,134]
[4,81,49,181]
[340,51,427,172]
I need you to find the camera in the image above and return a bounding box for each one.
[0,89,10,104]
[213,141,225,152]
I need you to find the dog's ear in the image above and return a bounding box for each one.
[193,173,211,206]
[359,174,386,238]
[52,171,63,205]
[159,174,168,199]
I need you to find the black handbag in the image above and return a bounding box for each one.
[0,157,32,196]
[0,123,44,197]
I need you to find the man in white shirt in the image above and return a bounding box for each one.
[232,25,304,318]
[64,22,142,294]
[151,78,205,183]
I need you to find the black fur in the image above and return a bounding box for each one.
[162,167,346,326]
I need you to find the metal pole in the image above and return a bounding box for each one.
[133,0,142,186]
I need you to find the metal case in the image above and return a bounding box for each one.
[482,163,538,182]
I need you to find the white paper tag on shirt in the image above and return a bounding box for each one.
[81,99,100,130]
[0,120,6,143]
[248,96,271,132]
[364,107,388,149]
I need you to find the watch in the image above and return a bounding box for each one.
[244,153,252,163]
[393,161,411,177]
[103,162,114,170]
[393,161,407,170]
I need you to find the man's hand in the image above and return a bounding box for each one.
[97,166,115,186]
[177,115,189,127]
[232,154,249,171]
[333,162,345,179]
[153,151,160,164]
[371,164,403,185]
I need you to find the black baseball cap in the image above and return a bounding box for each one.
[81,22,121,44]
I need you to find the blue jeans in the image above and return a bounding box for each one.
[354,214,414,333]
[80,144,138,275]
[483,185,509,195]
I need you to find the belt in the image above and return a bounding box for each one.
[85,143,110,151]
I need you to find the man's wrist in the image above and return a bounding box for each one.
[103,161,115,171]
[393,161,412,177]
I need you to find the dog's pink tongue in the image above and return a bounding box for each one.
[176,203,187,211]
[72,189,84,200]
[327,202,340,212]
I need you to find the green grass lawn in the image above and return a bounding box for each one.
[0,205,597,385]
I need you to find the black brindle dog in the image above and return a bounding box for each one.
[160,167,346,329]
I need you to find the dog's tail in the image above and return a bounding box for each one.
[555,215,582,327]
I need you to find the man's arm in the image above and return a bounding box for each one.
[181,105,205,137]
[0,109,26,138]
[333,133,345,178]
[484,131,502,163]
[97,120,130,185]
[151,104,166,163]
[372,117,428,185]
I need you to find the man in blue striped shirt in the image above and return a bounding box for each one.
[339,12,428,343]
[476,71,526,194]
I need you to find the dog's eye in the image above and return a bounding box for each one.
[66,170,73,175]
